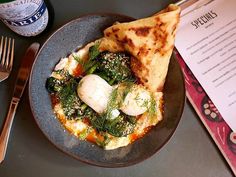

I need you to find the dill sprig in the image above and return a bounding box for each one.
[141,99,150,109]
[95,133,111,147]
[120,81,134,103]
[132,87,157,117]
[89,41,100,60]
[79,127,92,140]
[105,87,119,120]
[72,41,101,73]
[72,53,81,63]
[104,81,134,120]
[147,94,157,117]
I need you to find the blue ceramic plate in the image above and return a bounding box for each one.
[29,14,185,167]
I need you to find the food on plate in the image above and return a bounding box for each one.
[45,4,180,150]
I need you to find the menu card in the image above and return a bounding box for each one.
[175,0,236,132]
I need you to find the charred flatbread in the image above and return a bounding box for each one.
[100,4,180,91]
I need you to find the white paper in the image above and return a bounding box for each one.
[175,0,236,131]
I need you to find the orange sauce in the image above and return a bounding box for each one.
[73,64,84,77]
[86,130,104,143]
[130,126,153,143]
[82,117,91,125]
[51,95,60,108]
[86,131,97,143]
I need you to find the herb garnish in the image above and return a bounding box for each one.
[89,42,100,60]
[79,127,92,140]
[147,94,157,117]
[71,41,101,74]
[95,133,111,147]
[72,53,81,63]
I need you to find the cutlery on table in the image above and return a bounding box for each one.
[0,42,40,163]
[0,36,15,82]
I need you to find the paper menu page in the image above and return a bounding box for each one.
[175,0,236,131]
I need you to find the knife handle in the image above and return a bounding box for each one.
[0,97,19,163]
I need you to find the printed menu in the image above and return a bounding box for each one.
[175,0,236,132]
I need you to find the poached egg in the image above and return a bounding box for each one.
[77,74,151,117]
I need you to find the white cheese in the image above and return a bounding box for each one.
[67,55,78,75]
[104,136,130,150]
[65,121,87,132]
[75,41,95,59]
[55,57,68,71]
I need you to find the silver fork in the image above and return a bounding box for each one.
[0,36,15,82]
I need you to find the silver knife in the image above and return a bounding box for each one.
[0,42,40,163]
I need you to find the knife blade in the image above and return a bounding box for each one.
[0,42,40,163]
[13,43,40,99]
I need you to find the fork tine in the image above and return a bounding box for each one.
[0,36,3,64]
[5,38,11,67]
[1,37,7,66]
[9,39,14,69]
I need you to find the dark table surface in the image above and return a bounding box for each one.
[0,0,234,177]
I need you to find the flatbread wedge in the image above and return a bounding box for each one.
[99,4,181,92]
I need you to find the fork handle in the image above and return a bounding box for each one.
[0,97,19,163]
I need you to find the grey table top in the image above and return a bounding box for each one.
[0,0,234,177]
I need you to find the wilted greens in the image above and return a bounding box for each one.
[46,44,139,138]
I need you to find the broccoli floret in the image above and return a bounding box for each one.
[96,52,135,84]
[45,70,72,93]
[83,46,136,85]
[46,77,64,93]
